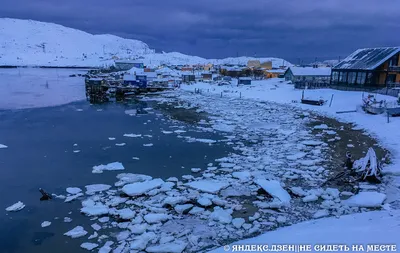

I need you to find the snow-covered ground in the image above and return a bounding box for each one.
[182,79,400,178]
[209,210,399,253]
[0,68,86,109]
[0,18,290,68]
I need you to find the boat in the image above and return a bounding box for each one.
[385,96,400,116]
[362,94,385,115]
[301,99,325,106]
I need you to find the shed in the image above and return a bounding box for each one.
[201,72,213,80]
[284,67,331,82]
[238,77,252,85]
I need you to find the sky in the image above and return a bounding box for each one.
[0,0,399,63]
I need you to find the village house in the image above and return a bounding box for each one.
[182,73,196,83]
[247,60,261,68]
[330,47,400,89]
[201,72,213,81]
[260,61,272,70]
[284,66,332,82]
[265,69,286,79]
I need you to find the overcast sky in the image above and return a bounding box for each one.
[1,0,399,62]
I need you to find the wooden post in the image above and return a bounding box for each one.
[221,92,222,98]
[387,112,390,123]
[240,92,242,98]
[302,90,304,100]
[329,94,334,107]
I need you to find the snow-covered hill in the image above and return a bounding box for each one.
[0,18,153,67]
[0,18,291,68]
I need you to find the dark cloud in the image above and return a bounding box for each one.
[1,0,399,62]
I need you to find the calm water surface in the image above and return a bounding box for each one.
[0,70,231,253]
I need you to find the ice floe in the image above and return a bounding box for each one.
[122,179,164,196]
[5,201,25,212]
[185,180,229,194]
[343,192,386,208]
[41,221,51,227]
[92,162,125,173]
[64,226,88,238]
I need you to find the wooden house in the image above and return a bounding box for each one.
[182,74,196,83]
[265,69,286,79]
[201,72,213,81]
[331,47,400,89]
[247,60,261,68]
[260,61,272,70]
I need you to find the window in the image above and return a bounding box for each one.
[332,71,339,83]
[356,72,366,85]
[339,72,347,83]
[348,72,356,84]
[389,54,399,67]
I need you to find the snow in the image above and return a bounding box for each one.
[0,144,8,148]
[209,211,400,253]
[185,180,229,194]
[80,242,99,251]
[66,187,82,194]
[41,221,51,227]
[122,178,164,196]
[64,226,88,238]
[255,179,291,205]
[5,201,25,212]
[143,143,154,147]
[92,162,125,173]
[343,192,386,208]
[146,241,187,253]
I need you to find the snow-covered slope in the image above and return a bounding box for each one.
[0,18,291,68]
[0,18,153,67]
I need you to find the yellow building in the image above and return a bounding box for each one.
[247,60,261,68]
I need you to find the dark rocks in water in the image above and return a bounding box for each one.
[69,74,77,77]
[39,188,52,201]
[256,188,273,198]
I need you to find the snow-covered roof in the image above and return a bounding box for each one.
[123,75,136,81]
[287,67,331,76]
[239,77,252,80]
[88,78,103,81]
[266,69,286,74]
[137,72,157,78]
[334,47,400,70]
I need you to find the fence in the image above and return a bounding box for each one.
[295,81,400,98]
